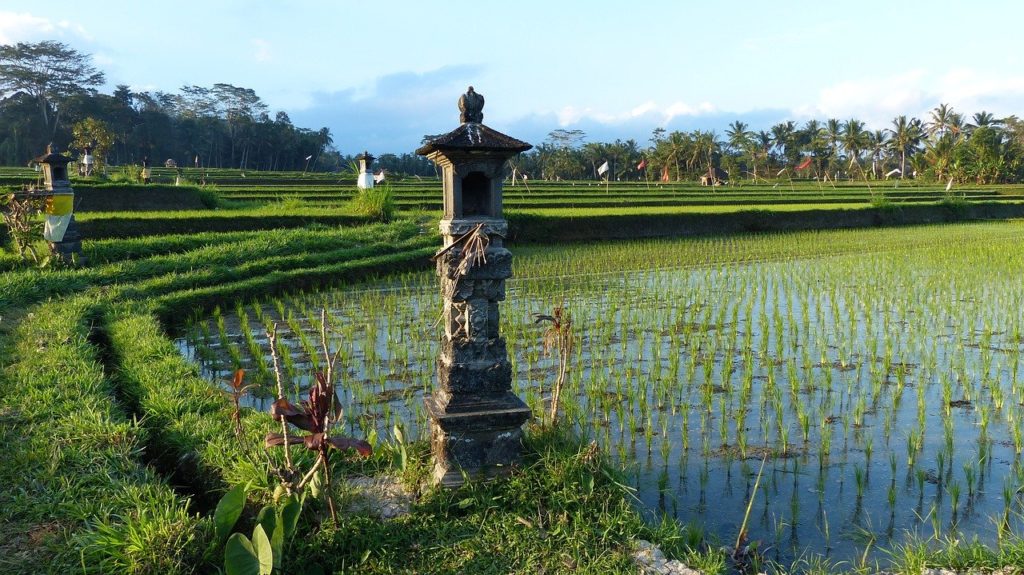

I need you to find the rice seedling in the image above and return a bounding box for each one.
[177,220,1024,566]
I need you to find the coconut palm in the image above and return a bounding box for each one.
[924,134,957,182]
[927,103,957,139]
[887,115,924,179]
[799,120,825,177]
[725,121,753,181]
[825,118,843,177]
[965,110,1004,138]
[770,121,797,167]
[755,130,773,178]
[654,130,691,181]
[691,130,722,183]
[867,130,889,179]
[725,121,750,154]
[842,119,869,179]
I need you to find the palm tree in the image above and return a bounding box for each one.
[755,130,773,177]
[887,115,923,179]
[825,118,843,177]
[692,130,722,183]
[655,131,691,181]
[965,110,1003,137]
[311,126,333,171]
[927,103,956,139]
[725,121,750,154]
[867,130,889,179]
[924,134,957,182]
[770,121,797,168]
[841,119,868,179]
[799,120,825,177]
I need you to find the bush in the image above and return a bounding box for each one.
[349,184,395,223]
[109,165,142,184]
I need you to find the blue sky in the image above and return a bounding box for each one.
[3,1,1023,153]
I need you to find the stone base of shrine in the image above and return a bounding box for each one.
[424,393,531,487]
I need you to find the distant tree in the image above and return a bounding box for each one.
[725,121,754,179]
[691,130,721,182]
[927,103,957,139]
[887,115,923,179]
[653,131,692,181]
[0,41,105,136]
[546,128,586,149]
[866,130,889,179]
[71,117,115,171]
[924,133,958,182]
[770,121,797,167]
[824,118,843,175]
[841,119,868,179]
[754,130,773,177]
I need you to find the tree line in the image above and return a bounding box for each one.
[0,41,357,172]
[514,108,1024,185]
[3,41,1023,183]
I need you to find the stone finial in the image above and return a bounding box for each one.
[458,86,484,124]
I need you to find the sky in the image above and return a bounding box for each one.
[2,0,1024,154]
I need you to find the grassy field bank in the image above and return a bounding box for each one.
[3,171,1024,573]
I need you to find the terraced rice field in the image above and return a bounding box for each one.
[180,220,1024,564]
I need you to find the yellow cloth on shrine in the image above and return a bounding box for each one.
[45,194,74,216]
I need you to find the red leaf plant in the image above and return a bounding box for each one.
[265,370,371,521]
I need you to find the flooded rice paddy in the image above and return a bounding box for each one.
[177,223,1024,565]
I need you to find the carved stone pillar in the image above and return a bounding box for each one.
[417,88,533,486]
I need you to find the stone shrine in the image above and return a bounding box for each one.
[356,151,375,189]
[34,144,84,264]
[416,87,532,486]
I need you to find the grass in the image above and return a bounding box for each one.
[5,170,1024,573]
[3,210,721,573]
[188,219,1024,570]
[289,425,727,574]
[0,297,209,573]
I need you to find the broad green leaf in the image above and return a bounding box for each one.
[308,469,322,498]
[257,505,284,570]
[252,524,274,575]
[280,494,302,540]
[224,533,260,575]
[215,483,248,545]
[583,472,594,495]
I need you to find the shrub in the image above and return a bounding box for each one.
[349,184,395,223]
[109,165,142,184]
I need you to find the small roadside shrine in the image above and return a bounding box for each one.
[34,144,84,264]
[416,87,533,486]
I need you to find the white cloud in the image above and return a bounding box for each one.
[799,67,1024,127]
[935,68,1024,113]
[556,100,715,127]
[252,38,272,63]
[662,101,715,123]
[803,69,929,125]
[93,52,114,66]
[0,12,91,44]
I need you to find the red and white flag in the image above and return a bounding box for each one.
[795,157,813,170]
[637,158,647,171]
[661,165,670,182]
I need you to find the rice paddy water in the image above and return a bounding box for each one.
[176,221,1024,565]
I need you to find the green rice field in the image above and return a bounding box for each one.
[179,220,1024,565]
